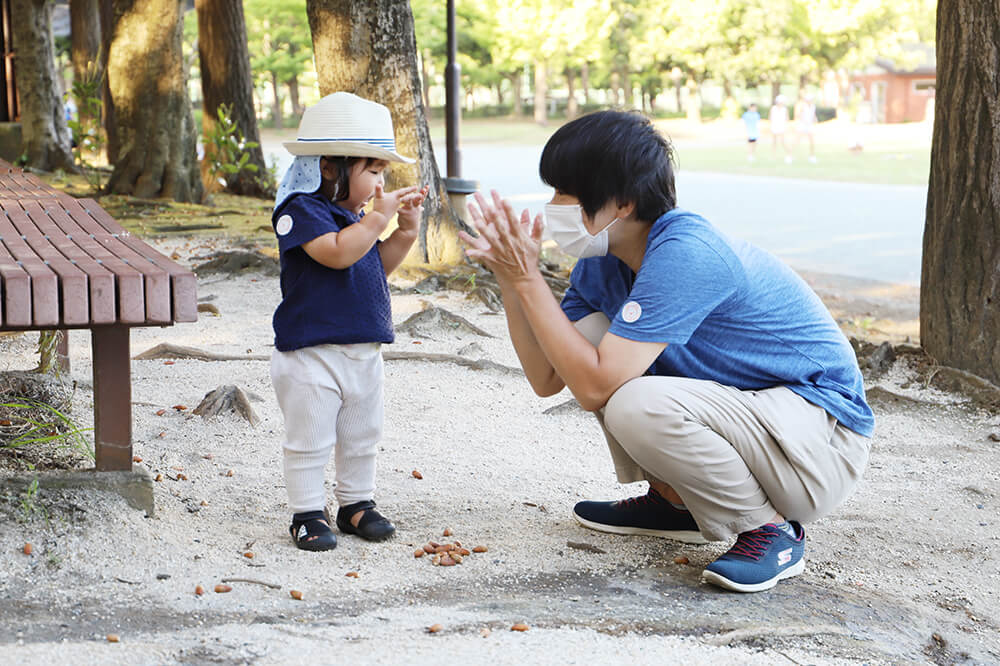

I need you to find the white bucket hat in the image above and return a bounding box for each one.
[282,92,414,163]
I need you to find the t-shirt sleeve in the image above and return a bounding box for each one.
[609,233,738,345]
[273,195,341,254]
[560,282,596,322]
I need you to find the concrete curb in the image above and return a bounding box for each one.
[1,467,154,516]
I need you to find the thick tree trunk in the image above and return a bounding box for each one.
[533,59,547,125]
[106,0,201,202]
[10,0,74,171]
[195,0,271,198]
[921,0,1000,383]
[306,0,465,267]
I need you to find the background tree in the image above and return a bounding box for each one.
[921,0,1000,383]
[245,0,312,129]
[69,0,102,131]
[195,0,272,197]
[306,0,466,267]
[105,0,201,202]
[10,0,74,171]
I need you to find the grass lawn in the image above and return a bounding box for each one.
[428,115,932,187]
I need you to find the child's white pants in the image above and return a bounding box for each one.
[270,343,383,513]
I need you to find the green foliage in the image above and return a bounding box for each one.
[204,103,261,189]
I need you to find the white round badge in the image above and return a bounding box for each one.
[276,214,293,236]
[621,300,642,323]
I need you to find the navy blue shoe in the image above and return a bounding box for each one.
[336,500,396,542]
[572,488,708,544]
[702,521,805,592]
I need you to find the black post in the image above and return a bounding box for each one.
[445,0,460,178]
[443,0,477,200]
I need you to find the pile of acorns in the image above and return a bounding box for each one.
[414,529,488,566]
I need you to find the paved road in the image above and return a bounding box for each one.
[264,140,926,285]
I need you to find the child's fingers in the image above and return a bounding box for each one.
[374,184,384,198]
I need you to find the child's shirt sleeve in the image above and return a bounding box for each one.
[273,194,341,253]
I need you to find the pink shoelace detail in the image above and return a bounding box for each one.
[727,527,778,560]
[616,492,663,508]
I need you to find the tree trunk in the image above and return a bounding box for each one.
[269,70,283,129]
[921,0,1000,384]
[70,0,102,129]
[306,0,465,267]
[581,61,590,104]
[565,66,578,119]
[609,71,620,106]
[106,0,201,201]
[99,0,118,164]
[510,72,523,116]
[533,59,547,125]
[420,47,431,110]
[287,76,301,116]
[10,0,74,171]
[195,0,271,198]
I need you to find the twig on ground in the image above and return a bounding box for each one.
[221,577,281,589]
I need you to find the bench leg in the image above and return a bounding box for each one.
[92,326,132,471]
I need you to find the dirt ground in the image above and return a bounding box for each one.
[1,239,998,665]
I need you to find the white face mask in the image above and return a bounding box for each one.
[543,203,619,258]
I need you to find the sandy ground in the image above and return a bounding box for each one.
[1,240,998,665]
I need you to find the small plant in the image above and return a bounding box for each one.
[1,398,94,462]
[20,473,40,520]
[204,103,260,191]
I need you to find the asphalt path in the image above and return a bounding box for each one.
[265,140,926,285]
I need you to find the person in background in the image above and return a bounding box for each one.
[741,103,761,162]
[769,95,791,163]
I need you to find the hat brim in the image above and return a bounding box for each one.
[282,140,415,163]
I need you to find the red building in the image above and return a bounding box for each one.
[850,44,936,123]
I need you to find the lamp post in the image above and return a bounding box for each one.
[443,0,477,213]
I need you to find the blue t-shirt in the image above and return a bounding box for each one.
[271,191,393,351]
[742,110,761,139]
[561,208,873,437]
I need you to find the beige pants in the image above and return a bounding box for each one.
[575,312,870,541]
[270,343,384,513]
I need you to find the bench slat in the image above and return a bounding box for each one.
[57,198,171,324]
[79,199,198,323]
[0,234,32,327]
[26,202,117,324]
[2,201,91,325]
[0,213,59,326]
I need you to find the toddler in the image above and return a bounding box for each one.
[270,92,428,551]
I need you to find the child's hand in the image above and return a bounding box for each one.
[372,184,420,220]
[396,185,429,232]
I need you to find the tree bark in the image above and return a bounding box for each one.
[921,0,1000,384]
[287,76,302,116]
[10,0,74,171]
[306,0,466,267]
[533,59,547,125]
[195,0,271,198]
[70,0,102,127]
[106,0,201,202]
[510,72,523,116]
[99,0,119,163]
[269,70,283,129]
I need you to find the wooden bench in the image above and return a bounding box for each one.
[0,159,197,471]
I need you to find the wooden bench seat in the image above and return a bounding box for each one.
[0,159,197,471]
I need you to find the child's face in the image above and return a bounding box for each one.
[342,159,389,214]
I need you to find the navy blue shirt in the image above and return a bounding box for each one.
[272,192,394,351]
[561,208,873,437]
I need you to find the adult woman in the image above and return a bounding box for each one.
[460,110,872,592]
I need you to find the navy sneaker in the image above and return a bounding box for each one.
[572,488,708,544]
[702,521,805,592]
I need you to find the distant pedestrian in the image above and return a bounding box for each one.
[795,94,818,163]
[741,103,761,162]
[769,95,791,163]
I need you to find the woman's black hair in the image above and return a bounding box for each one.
[322,155,377,202]
[538,110,676,222]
